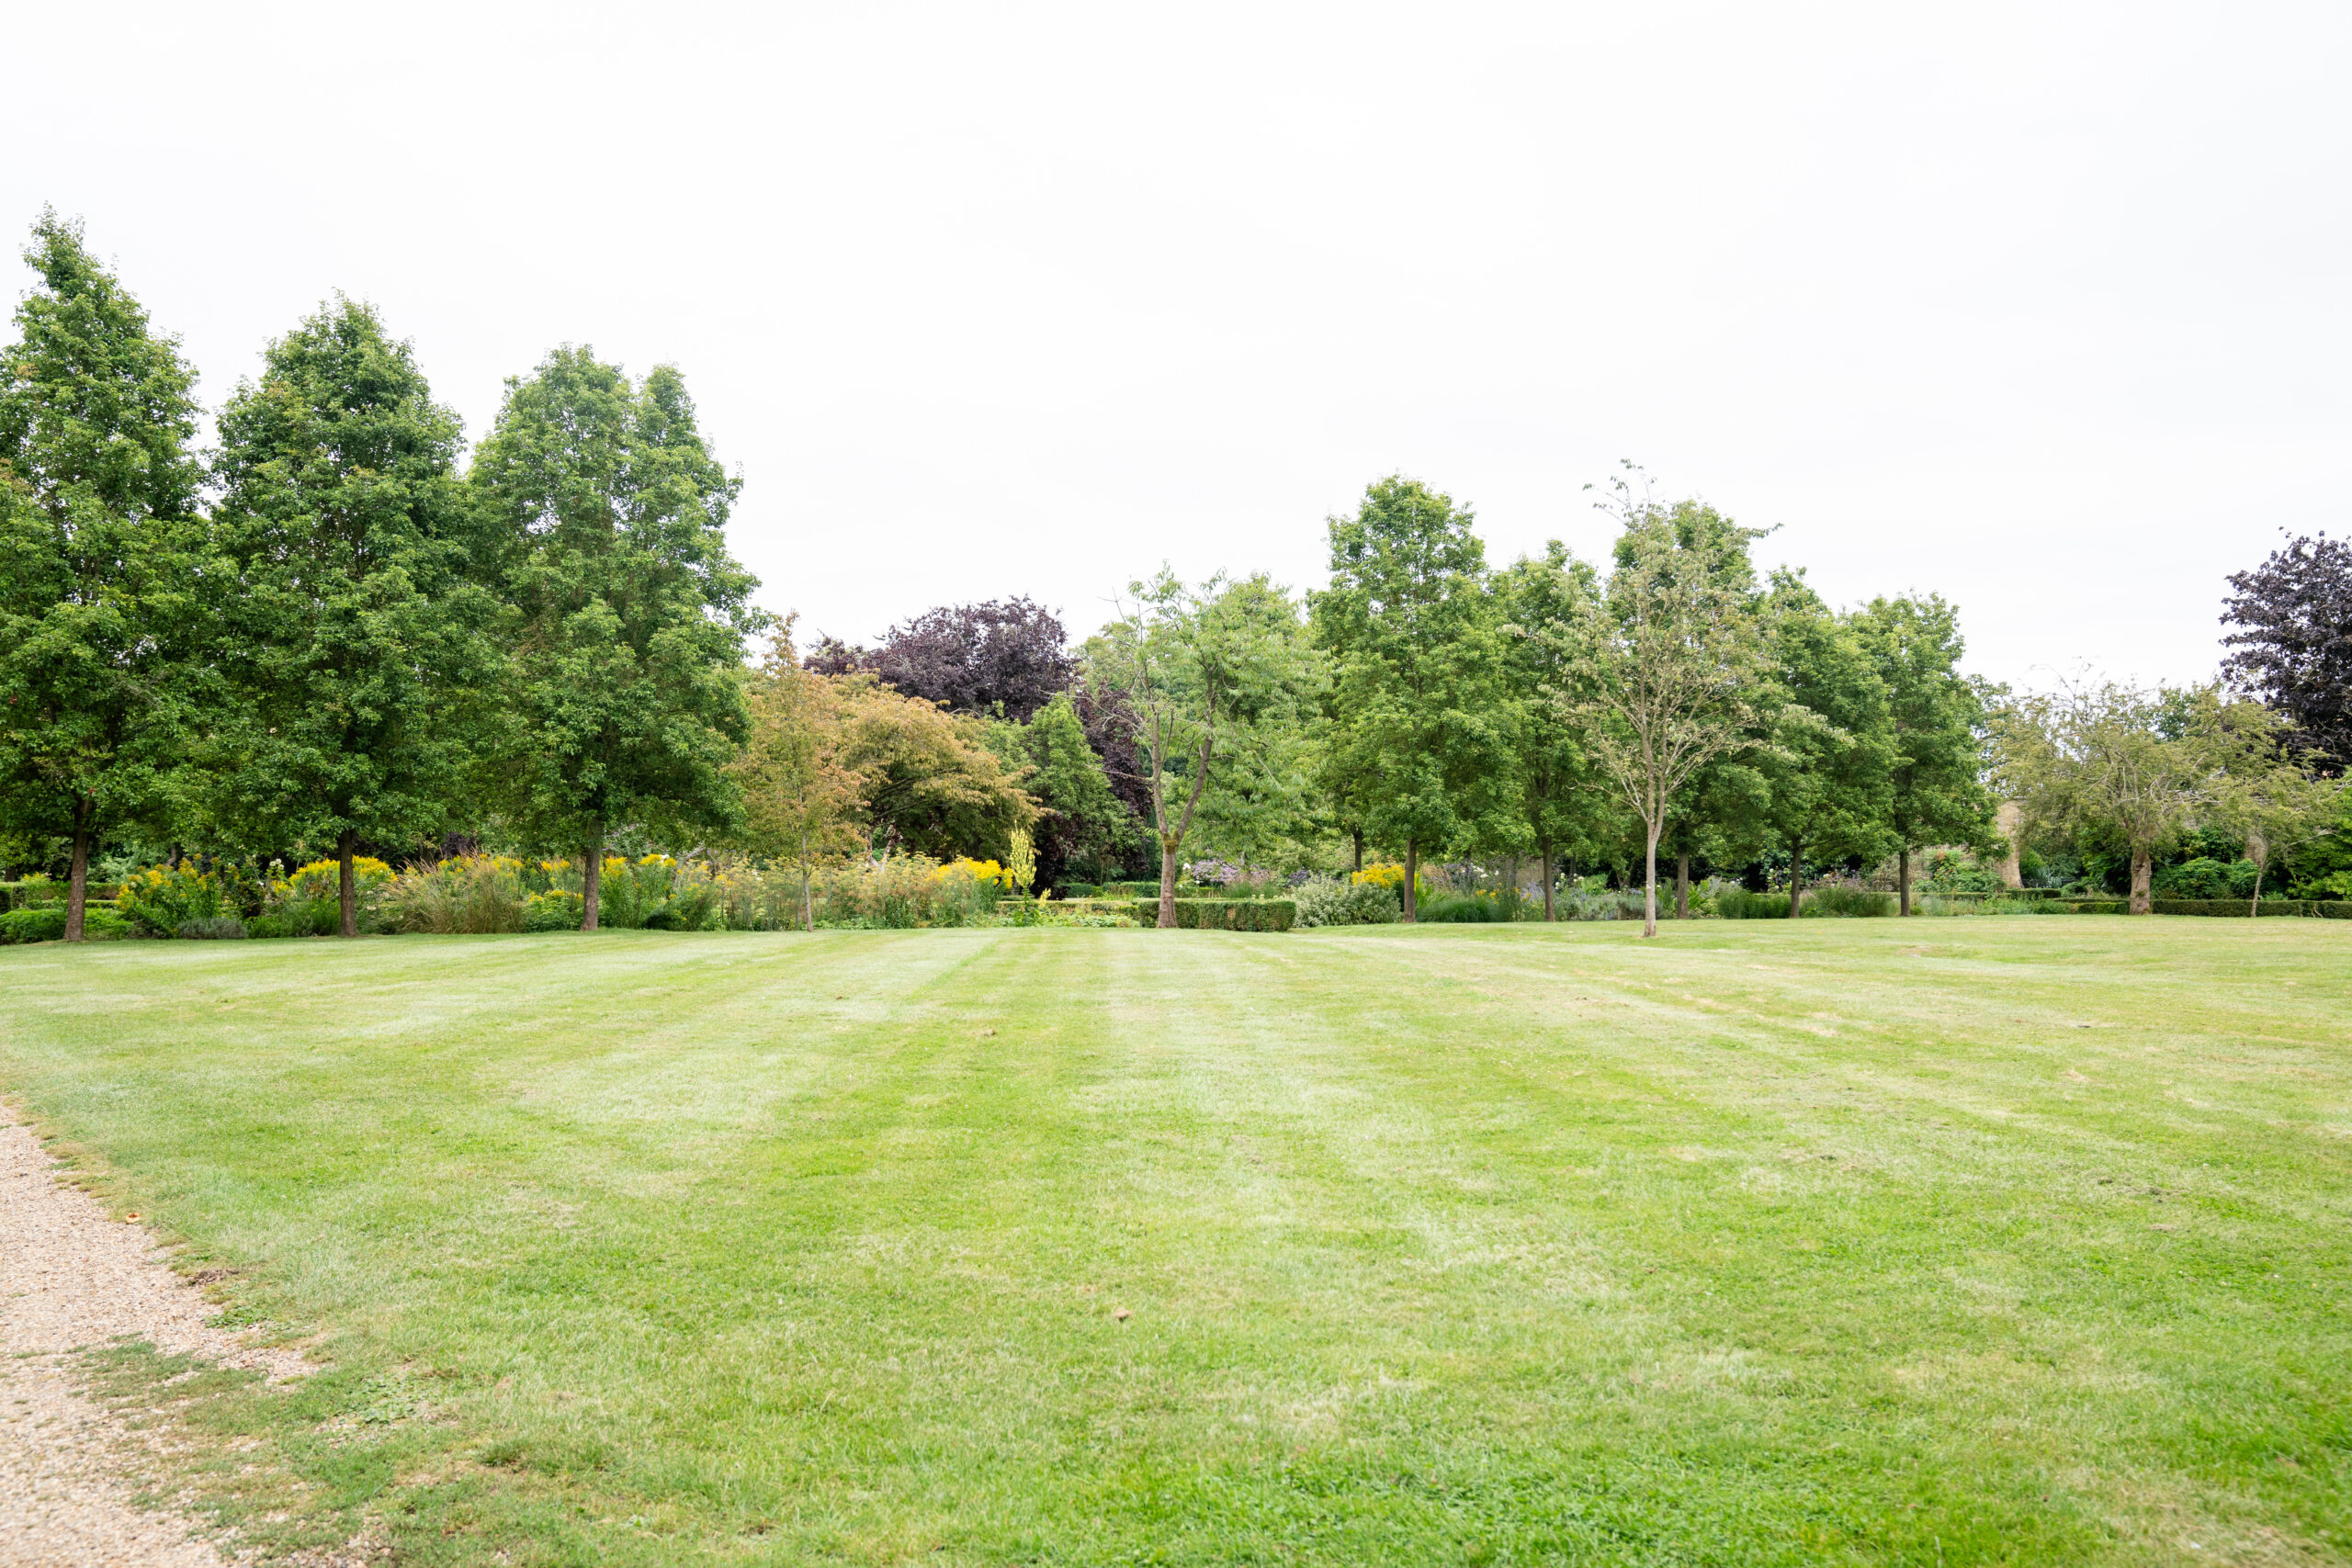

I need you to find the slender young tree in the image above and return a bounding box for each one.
[1849,593,1998,913]
[2199,696,2343,914]
[1090,570,1322,926]
[206,298,494,935]
[471,348,763,928]
[730,623,869,931]
[0,213,204,940]
[1551,487,1769,937]
[1310,476,1508,920]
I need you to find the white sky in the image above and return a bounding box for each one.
[11,1,2346,693]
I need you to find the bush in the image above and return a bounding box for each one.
[524,891,585,932]
[1292,877,1401,928]
[277,857,395,930]
[2154,858,2260,901]
[1102,898,1295,931]
[1419,892,1514,923]
[1804,886,1894,918]
[1717,888,1791,919]
[246,913,294,939]
[390,856,529,934]
[117,863,230,934]
[176,916,247,940]
[0,905,129,942]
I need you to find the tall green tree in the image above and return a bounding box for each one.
[1849,592,1998,913]
[206,298,494,935]
[471,347,763,929]
[0,213,204,940]
[1310,476,1508,920]
[1746,576,1898,915]
[1495,544,1609,919]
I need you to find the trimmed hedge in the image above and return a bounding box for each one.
[2147,898,2352,919]
[0,881,124,912]
[1096,897,1295,931]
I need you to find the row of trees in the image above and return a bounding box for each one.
[1,215,764,938]
[6,212,2336,939]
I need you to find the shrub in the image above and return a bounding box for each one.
[0,906,131,942]
[274,857,395,930]
[1716,888,1791,919]
[1804,886,1894,918]
[118,864,230,934]
[176,916,248,940]
[246,913,294,939]
[524,891,585,932]
[2153,858,2259,901]
[1293,877,1400,927]
[390,856,530,934]
[1419,892,1513,923]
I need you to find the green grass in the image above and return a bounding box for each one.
[3,920,2349,1565]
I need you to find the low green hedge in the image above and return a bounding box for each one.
[0,881,124,912]
[1096,897,1295,931]
[0,905,130,942]
[2146,898,2352,919]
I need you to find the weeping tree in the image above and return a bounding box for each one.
[470,348,763,928]
[0,213,204,941]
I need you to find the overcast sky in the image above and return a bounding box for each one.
[10,2,2345,692]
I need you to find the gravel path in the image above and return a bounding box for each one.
[0,1109,307,1567]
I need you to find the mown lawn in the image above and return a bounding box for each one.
[2,919,2347,1566]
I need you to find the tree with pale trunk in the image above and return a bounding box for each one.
[0,213,205,942]
[1994,680,2213,915]
[1545,489,1769,937]
[1088,569,1321,928]
[729,624,870,931]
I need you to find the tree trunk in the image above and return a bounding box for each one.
[337,829,358,938]
[2247,830,2267,919]
[2129,844,2152,915]
[800,827,815,932]
[1540,836,1555,922]
[1641,819,1660,937]
[1788,841,1804,919]
[64,803,91,942]
[1898,844,1913,916]
[2248,860,2264,919]
[582,828,605,931]
[1351,828,1363,876]
[1157,835,1181,929]
[1675,853,1690,919]
[1402,840,1419,922]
